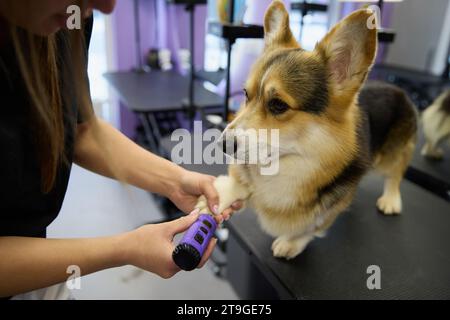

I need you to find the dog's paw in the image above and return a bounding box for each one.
[377,194,402,215]
[314,230,327,238]
[213,175,250,214]
[195,196,213,215]
[271,235,312,259]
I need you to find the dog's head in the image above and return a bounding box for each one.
[222,1,377,168]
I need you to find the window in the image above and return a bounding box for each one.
[87,11,112,121]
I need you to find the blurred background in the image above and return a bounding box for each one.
[48,0,450,299]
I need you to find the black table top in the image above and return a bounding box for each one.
[195,69,226,86]
[227,174,450,299]
[370,64,450,85]
[410,131,450,187]
[160,134,450,299]
[104,70,223,113]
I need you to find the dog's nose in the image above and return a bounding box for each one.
[222,136,238,156]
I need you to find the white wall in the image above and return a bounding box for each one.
[431,1,450,75]
[385,0,450,75]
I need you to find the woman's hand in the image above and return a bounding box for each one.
[0,210,214,296]
[121,210,216,279]
[169,169,243,222]
[74,120,242,222]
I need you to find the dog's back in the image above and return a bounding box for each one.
[358,81,417,159]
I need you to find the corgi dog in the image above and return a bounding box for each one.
[196,1,417,259]
[421,89,450,160]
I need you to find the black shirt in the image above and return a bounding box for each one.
[0,18,93,238]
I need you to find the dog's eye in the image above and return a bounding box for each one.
[268,99,290,115]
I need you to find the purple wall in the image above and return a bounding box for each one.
[110,1,394,138]
[111,0,138,137]
[110,0,207,138]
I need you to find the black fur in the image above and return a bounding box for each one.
[317,110,371,207]
[264,48,304,69]
[317,81,417,208]
[358,81,417,155]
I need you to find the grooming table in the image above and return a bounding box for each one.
[369,64,450,109]
[227,174,450,299]
[406,130,450,202]
[104,70,222,152]
[160,135,450,299]
[104,70,222,113]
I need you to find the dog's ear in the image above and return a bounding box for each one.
[264,0,298,50]
[315,9,377,93]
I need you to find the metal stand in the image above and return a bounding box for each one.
[184,1,198,128]
[133,0,150,73]
[378,0,384,14]
[223,0,235,121]
[291,1,328,42]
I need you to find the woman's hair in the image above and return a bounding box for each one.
[6,4,93,193]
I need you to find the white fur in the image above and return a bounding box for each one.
[195,121,343,258]
[195,175,250,215]
[272,234,314,259]
[265,8,285,45]
[377,193,402,215]
[196,121,358,258]
[421,92,450,160]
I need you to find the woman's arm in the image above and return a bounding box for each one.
[0,235,123,297]
[74,118,185,201]
[74,117,241,217]
[0,211,214,298]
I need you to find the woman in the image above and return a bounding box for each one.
[0,0,240,299]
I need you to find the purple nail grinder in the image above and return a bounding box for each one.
[172,214,217,271]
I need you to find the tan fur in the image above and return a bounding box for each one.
[196,1,415,259]
[374,135,416,214]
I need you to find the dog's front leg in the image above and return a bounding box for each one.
[272,234,314,259]
[195,175,250,215]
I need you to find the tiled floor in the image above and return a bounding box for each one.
[48,165,238,300]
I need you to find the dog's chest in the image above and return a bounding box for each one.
[235,160,315,211]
